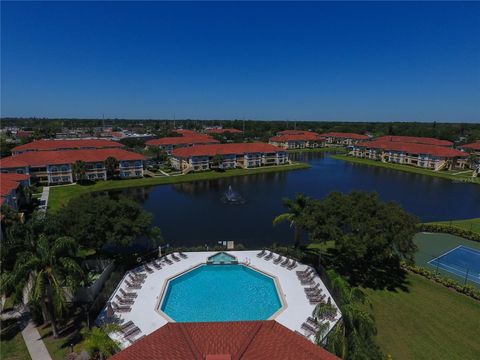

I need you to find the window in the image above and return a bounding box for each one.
[16,169,24,174]
[61,165,69,172]
[134,161,142,167]
[62,176,70,182]
[50,167,58,172]
[135,171,141,176]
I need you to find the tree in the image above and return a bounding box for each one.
[273,194,310,247]
[320,271,383,360]
[72,160,87,183]
[1,235,84,338]
[466,153,479,176]
[210,154,223,170]
[104,157,118,179]
[82,324,121,360]
[145,146,167,162]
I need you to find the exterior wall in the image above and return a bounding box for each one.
[326,137,363,146]
[119,160,144,178]
[48,164,73,185]
[269,140,324,150]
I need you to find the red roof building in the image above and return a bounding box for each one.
[460,142,480,153]
[0,173,31,210]
[12,139,124,155]
[172,143,283,158]
[269,133,325,150]
[109,321,340,360]
[318,132,369,146]
[146,136,219,155]
[174,129,204,137]
[375,135,453,147]
[277,130,319,136]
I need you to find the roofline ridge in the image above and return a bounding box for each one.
[233,321,265,360]
[178,323,203,360]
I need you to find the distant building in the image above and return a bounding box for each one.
[0,173,31,211]
[269,132,325,150]
[205,128,243,134]
[459,142,480,156]
[375,135,453,147]
[11,139,124,155]
[171,142,288,172]
[0,149,145,185]
[351,140,467,171]
[318,132,369,146]
[108,320,340,360]
[146,136,219,155]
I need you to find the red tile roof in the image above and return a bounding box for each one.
[0,179,21,197]
[0,149,145,169]
[375,136,453,147]
[146,136,219,147]
[175,129,204,137]
[172,142,283,158]
[0,173,30,182]
[461,142,480,151]
[277,130,319,136]
[12,139,124,153]
[357,140,466,158]
[270,133,325,142]
[319,132,369,140]
[109,321,340,360]
[206,128,243,134]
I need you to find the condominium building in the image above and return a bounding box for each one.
[171,143,288,172]
[11,139,124,155]
[146,136,219,155]
[319,132,369,146]
[351,140,467,171]
[459,142,480,156]
[0,173,31,211]
[0,148,145,185]
[374,135,453,147]
[269,132,325,150]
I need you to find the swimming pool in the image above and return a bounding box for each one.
[159,264,283,322]
[207,251,237,264]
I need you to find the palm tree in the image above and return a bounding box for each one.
[211,154,223,170]
[2,235,84,338]
[82,323,121,360]
[273,194,309,247]
[104,156,118,179]
[72,160,87,183]
[466,153,479,177]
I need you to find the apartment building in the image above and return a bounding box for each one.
[11,139,124,155]
[375,135,453,147]
[0,148,145,185]
[0,173,31,211]
[351,140,467,171]
[146,136,219,155]
[269,132,325,150]
[319,132,369,146]
[171,143,288,172]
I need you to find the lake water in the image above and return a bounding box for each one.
[115,153,480,247]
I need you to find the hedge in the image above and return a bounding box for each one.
[419,224,480,242]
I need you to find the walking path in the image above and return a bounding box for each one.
[21,319,52,360]
[39,186,50,214]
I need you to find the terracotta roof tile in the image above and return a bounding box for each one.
[356,140,466,158]
[461,142,480,151]
[12,139,124,152]
[375,136,453,147]
[146,136,219,146]
[270,133,325,142]
[109,321,340,360]
[172,143,283,158]
[206,128,243,134]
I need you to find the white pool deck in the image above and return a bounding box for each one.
[97,250,341,348]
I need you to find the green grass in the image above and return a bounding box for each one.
[425,218,480,235]
[37,322,87,360]
[0,327,31,360]
[48,162,310,211]
[287,147,346,154]
[365,272,480,360]
[331,155,480,184]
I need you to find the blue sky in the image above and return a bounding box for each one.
[1,1,479,122]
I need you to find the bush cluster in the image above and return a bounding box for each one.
[402,262,480,301]
[420,224,480,242]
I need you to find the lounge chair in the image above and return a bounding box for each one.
[300,275,315,285]
[298,269,314,279]
[152,260,162,270]
[112,301,131,313]
[171,253,181,262]
[125,280,142,290]
[264,252,274,261]
[119,288,138,298]
[307,317,318,327]
[273,255,283,264]
[120,320,134,332]
[280,258,290,267]
[179,252,188,259]
[115,295,135,306]
[163,256,173,265]
[296,267,312,276]
[287,260,297,270]
[128,274,144,284]
[301,322,316,335]
[131,271,147,279]
[304,284,321,293]
[256,249,266,258]
[144,263,154,273]
[124,326,140,338]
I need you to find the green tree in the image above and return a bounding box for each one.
[82,324,121,360]
[466,153,479,176]
[273,194,310,247]
[145,146,168,162]
[320,271,383,360]
[72,160,87,183]
[104,157,118,179]
[1,235,84,338]
[210,154,224,170]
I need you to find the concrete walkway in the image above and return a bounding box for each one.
[39,186,50,213]
[21,319,52,360]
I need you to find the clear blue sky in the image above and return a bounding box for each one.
[1,1,479,122]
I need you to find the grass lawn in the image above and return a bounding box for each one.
[331,155,480,184]
[365,273,480,360]
[37,321,87,360]
[425,218,480,235]
[48,162,310,211]
[0,328,31,360]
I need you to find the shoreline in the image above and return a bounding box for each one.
[331,154,479,184]
[48,162,310,211]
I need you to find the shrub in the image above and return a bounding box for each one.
[420,224,480,242]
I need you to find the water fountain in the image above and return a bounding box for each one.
[221,185,245,204]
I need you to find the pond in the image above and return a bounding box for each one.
[114,152,480,248]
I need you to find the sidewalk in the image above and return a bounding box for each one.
[21,319,52,360]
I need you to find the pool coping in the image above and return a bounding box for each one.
[154,260,288,322]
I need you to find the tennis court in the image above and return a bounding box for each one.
[428,246,480,285]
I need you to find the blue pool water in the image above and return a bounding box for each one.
[207,252,237,264]
[160,265,282,322]
[429,246,480,284]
